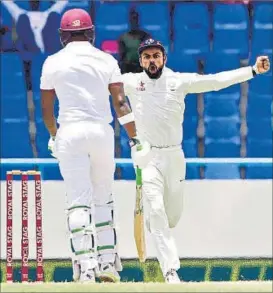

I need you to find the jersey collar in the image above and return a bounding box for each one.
[65,41,94,51]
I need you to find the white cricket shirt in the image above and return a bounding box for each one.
[40,41,122,124]
[123,66,254,147]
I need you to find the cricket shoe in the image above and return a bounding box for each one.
[79,268,96,283]
[99,263,121,283]
[165,269,180,283]
[79,258,99,283]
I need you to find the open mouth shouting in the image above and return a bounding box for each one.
[149,63,157,73]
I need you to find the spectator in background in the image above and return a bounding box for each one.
[118,9,150,74]
[0,25,9,36]
[2,0,68,55]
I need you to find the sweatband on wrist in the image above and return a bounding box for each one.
[252,65,258,76]
[118,112,135,125]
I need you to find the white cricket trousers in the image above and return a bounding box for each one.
[54,121,118,264]
[142,146,186,276]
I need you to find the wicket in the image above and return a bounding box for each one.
[6,170,44,283]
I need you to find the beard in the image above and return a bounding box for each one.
[144,63,164,79]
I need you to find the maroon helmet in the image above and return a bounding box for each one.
[59,9,95,47]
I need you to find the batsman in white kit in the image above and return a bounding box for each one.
[122,39,270,283]
[40,9,145,283]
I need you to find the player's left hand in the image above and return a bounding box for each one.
[130,137,152,169]
[253,56,270,74]
[48,136,57,158]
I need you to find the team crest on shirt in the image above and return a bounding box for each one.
[137,81,146,91]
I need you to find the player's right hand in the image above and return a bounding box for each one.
[129,137,152,169]
[48,136,57,158]
[253,56,270,74]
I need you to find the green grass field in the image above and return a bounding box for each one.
[1,281,272,293]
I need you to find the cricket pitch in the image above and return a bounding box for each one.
[1,281,272,292]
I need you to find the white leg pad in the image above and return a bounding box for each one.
[95,200,122,271]
[67,206,97,261]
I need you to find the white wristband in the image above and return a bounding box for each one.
[252,64,259,74]
[118,112,135,125]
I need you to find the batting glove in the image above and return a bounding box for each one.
[129,137,152,169]
[48,136,57,158]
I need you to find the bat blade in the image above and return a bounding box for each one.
[134,167,146,263]
[134,214,146,263]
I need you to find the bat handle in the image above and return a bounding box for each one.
[136,167,142,185]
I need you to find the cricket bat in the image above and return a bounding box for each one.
[134,167,146,263]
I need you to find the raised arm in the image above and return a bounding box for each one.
[47,0,68,14]
[185,56,270,94]
[2,1,25,23]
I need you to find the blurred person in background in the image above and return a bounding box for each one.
[1,0,68,54]
[40,8,145,284]
[0,24,9,36]
[122,38,270,283]
[118,8,150,74]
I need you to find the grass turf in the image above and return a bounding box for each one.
[1,281,273,293]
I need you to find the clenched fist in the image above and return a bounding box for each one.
[253,56,270,74]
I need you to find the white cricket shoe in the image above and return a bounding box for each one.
[79,258,99,283]
[99,263,121,283]
[165,269,180,283]
[79,268,96,283]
